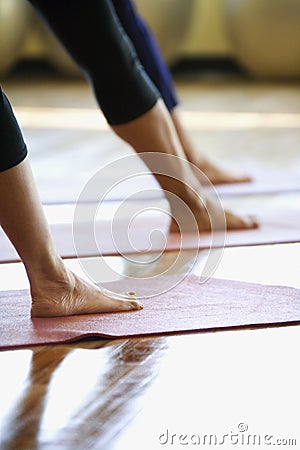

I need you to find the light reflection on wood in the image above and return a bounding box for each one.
[0,339,167,449]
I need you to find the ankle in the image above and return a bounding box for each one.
[26,254,69,288]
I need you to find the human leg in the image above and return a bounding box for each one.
[170,108,251,185]
[28,0,160,125]
[111,0,178,111]
[111,99,256,231]
[28,0,256,229]
[112,0,251,184]
[0,87,142,316]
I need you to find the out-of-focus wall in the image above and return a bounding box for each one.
[179,0,232,57]
[1,0,300,79]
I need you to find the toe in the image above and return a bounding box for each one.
[243,214,259,229]
[226,211,259,230]
[127,299,143,310]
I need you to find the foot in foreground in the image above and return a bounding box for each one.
[31,269,142,318]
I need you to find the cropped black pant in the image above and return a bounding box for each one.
[0,0,160,172]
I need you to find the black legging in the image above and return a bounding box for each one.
[0,87,28,172]
[28,0,160,125]
[112,0,178,112]
[0,0,160,172]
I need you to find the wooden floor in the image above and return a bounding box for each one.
[0,74,300,449]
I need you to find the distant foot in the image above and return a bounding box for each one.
[170,197,258,232]
[224,209,258,230]
[31,269,142,318]
[190,154,251,186]
[170,109,251,185]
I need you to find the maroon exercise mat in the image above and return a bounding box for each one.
[0,276,299,349]
[1,204,300,263]
[36,169,300,204]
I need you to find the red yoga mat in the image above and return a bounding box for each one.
[0,276,299,350]
[0,204,300,263]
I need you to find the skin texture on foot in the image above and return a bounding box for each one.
[30,269,143,318]
[170,211,257,233]
[169,195,258,233]
[0,161,142,318]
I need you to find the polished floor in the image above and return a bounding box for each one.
[0,75,300,449]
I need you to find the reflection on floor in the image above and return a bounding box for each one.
[0,77,299,449]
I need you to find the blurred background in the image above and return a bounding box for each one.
[1,0,300,79]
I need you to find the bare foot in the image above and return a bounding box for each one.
[30,269,142,318]
[224,210,258,230]
[170,110,251,185]
[191,154,251,186]
[170,209,257,232]
[170,196,258,233]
